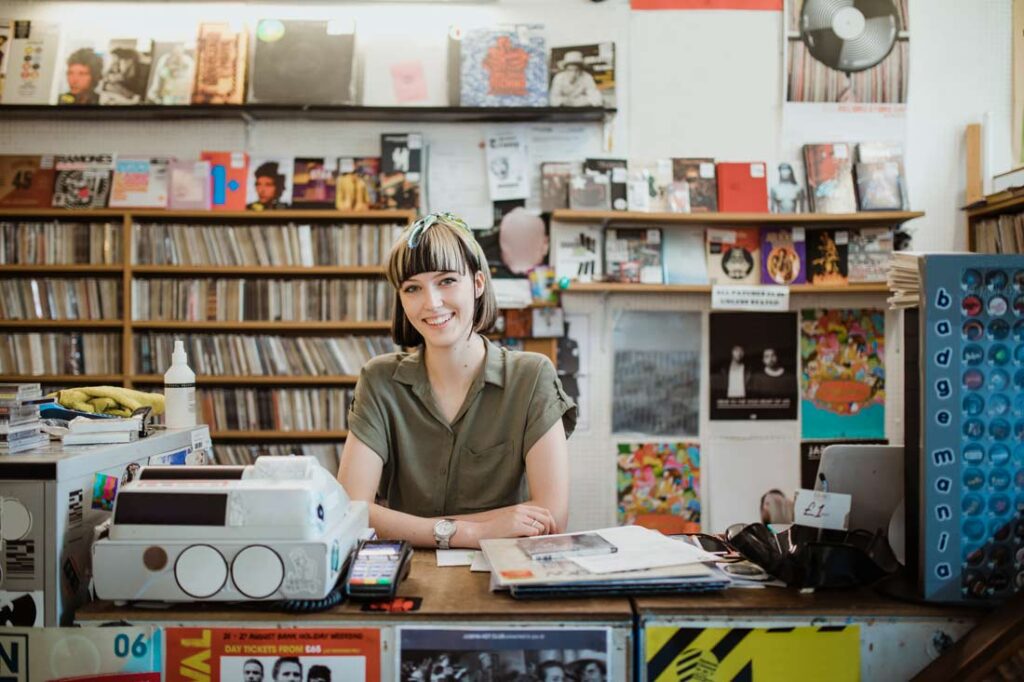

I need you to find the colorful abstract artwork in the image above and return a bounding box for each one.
[616,442,700,534]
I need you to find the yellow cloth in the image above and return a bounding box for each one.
[50,386,166,417]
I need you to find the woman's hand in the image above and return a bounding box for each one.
[466,503,557,543]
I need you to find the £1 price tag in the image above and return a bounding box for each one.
[793,489,851,530]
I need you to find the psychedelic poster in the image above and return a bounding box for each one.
[617,442,700,534]
[800,308,885,439]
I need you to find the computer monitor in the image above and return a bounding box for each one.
[814,444,903,536]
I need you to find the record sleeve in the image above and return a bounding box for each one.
[671,158,718,212]
[0,156,56,208]
[459,25,547,107]
[807,229,849,285]
[192,22,248,104]
[716,161,768,212]
[604,227,663,284]
[109,157,171,208]
[761,227,806,285]
[249,19,355,104]
[803,143,857,214]
[51,154,115,209]
[548,42,615,108]
[706,227,760,285]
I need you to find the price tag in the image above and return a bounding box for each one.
[793,488,851,530]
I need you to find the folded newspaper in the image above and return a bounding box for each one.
[481,525,729,598]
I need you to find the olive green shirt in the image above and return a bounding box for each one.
[347,337,577,517]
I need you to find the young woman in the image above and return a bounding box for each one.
[338,213,576,549]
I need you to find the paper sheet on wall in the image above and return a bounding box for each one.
[426,140,492,228]
[526,125,603,210]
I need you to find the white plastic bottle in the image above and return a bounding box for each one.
[164,339,196,428]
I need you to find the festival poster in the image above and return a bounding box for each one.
[164,628,380,682]
[645,625,858,682]
[0,626,162,681]
[398,627,610,682]
[800,308,885,439]
[617,442,700,534]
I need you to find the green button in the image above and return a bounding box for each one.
[377,578,392,585]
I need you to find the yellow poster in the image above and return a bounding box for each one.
[645,625,859,681]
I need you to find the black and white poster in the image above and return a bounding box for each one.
[399,627,610,682]
[709,312,798,421]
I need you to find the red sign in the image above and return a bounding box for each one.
[165,627,381,682]
[631,0,782,9]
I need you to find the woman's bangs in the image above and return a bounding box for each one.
[393,227,471,284]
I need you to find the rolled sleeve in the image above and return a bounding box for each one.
[347,367,390,464]
[523,358,577,456]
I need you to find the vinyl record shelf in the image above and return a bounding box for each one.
[0,207,561,444]
[964,192,1024,252]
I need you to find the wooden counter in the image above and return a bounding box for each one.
[76,550,634,624]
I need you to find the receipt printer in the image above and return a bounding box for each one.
[92,456,368,602]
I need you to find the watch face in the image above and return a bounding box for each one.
[435,519,455,538]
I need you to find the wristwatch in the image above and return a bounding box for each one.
[433,518,457,550]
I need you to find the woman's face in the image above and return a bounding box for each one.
[399,269,483,348]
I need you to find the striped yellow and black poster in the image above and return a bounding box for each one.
[645,625,859,681]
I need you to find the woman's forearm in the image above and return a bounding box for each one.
[368,503,491,549]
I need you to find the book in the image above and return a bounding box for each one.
[857,142,909,210]
[63,430,139,445]
[548,42,615,108]
[604,227,663,284]
[803,143,857,213]
[0,20,11,101]
[361,38,447,106]
[716,162,768,212]
[540,162,576,212]
[847,227,894,283]
[201,151,248,211]
[627,159,672,213]
[486,132,530,201]
[583,159,628,211]
[664,229,708,285]
[706,227,760,285]
[249,19,355,105]
[292,157,338,209]
[808,229,849,285]
[51,154,115,209]
[2,21,60,104]
[246,157,293,210]
[192,22,248,104]
[146,41,196,104]
[68,415,141,433]
[551,222,602,282]
[109,157,172,208]
[516,532,617,562]
[336,157,380,211]
[855,161,904,211]
[761,227,806,285]
[459,25,547,107]
[768,159,808,213]
[671,158,718,212]
[168,160,212,210]
[0,155,56,208]
[97,38,152,105]
[379,134,422,210]
[568,173,611,211]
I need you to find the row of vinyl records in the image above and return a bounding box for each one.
[131,279,394,322]
[134,222,406,267]
[0,221,122,265]
[1,21,615,109]
[786,40,909,105]
[973,213,1024,254]
[198,388,352,432]
[0,279,121,321]
[135,334,398,377]
[1,334,120,376]
[214,443,344,470]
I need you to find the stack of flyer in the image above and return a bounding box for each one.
[0,383,47,454]
[63,416,142,446]
[480,525,729,598]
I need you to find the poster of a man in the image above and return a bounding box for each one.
[548,49,603,107]
[58,47,103,105]
[247,159,292,211]
[710,313,798,420]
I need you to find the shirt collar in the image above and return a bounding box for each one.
[392,336,506,389]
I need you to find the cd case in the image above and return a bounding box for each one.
[515,532,618,562]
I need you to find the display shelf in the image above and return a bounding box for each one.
[209,430,349,440]
[551,209,924,226]
[131,320,392,332]
[131,374,359,385]
[0,104,614,124]
[964,193,1024,220]
[0,319,124,328]
[0,374,124,384]
[561,283,890,294]
[0,264,123,274]
[131,265,386,276]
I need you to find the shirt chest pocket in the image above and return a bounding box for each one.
[454,440,523,513]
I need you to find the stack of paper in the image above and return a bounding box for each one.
[480,525,729,598]
[63,416,141,445]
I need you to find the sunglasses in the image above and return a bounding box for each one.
[407,212,472,248]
